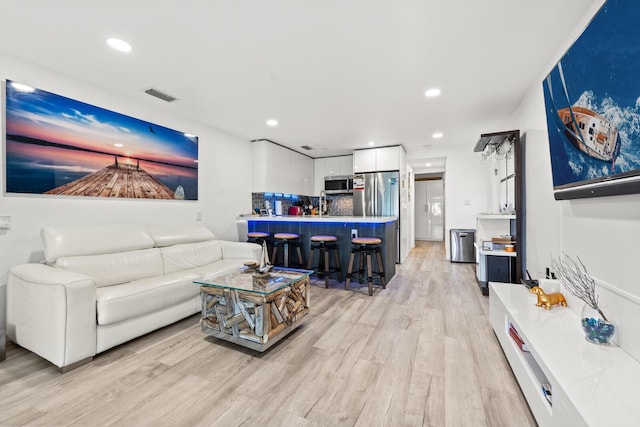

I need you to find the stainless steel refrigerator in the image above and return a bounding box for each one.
[353,171,400,263]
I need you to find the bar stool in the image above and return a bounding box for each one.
[247,231,271,246]
[345,237,386,296]
[306,235,343,288]
[247,231,271,259]
[271,233,304,268]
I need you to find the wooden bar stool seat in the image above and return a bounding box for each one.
[271,233,304,268]
[345,237,386,296]
[247,231,271,253]
[247,231,270,244]
[306,235,342,288]
[247,231,270,240]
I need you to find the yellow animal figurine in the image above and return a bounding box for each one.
[529,286,567,310]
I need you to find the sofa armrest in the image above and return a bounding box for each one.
[7,264,97,369]
[220,241,262,261]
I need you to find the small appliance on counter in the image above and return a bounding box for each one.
[274,200,283,216]
[288,206,303,215]
[264,200,273,216]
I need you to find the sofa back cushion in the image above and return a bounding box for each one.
[160,240,223,274]
[42,224,154,263]
[146,225,215,247]
[55,248,164,287]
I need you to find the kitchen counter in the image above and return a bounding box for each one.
[243,216,397,283]
[241,215,397,224]
[479,249,517,257]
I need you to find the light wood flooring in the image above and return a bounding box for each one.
[0,241,536,426]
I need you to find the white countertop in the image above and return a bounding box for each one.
[239,215,397,224]
[479,249,517,257]
[477,214,516,219]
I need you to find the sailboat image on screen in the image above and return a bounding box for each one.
[546,61,620,165]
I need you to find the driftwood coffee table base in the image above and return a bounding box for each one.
[199,276,310,352]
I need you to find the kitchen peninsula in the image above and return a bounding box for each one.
[246,216,397,282]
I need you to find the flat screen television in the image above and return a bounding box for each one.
[542,0,640,200]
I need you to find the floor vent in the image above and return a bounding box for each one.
[144,88,178,103]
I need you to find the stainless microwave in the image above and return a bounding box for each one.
[324,176,353,194]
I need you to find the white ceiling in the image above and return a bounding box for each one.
[0,0,599,171]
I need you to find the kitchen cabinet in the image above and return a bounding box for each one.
[252,140,313,195]
[313,155,353,194]
[324,155,353,176]
[486,255,516,283]
[353,146,403,173]
[313,158,325,196]
[353,149,377,173]
[375,146,402,171]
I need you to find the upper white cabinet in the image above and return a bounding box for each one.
[353,149,377,173]
[339,155,353,176]
[353,146,403,172]
[324,155,353,176]
[313,155,353,194]
[252,140,313,195]
[375,146,402,171]
[313,158,326,196]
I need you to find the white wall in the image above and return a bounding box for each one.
[505,0,640,361]
[0,54,254,331]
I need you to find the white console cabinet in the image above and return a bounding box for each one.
[490,282,640,426]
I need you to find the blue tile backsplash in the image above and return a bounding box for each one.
[251,192,353,216]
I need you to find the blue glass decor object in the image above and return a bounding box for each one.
[581,304,615,345]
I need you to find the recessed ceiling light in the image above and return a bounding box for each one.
[426,162,431,167]
[10,82,35,92]
[432,132,444,139]
[266,119,278,127]
[106,37,132,53]
[114,143,124,147]
[368,141,376,146]
[424,88,441,98]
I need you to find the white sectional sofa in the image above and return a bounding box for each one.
[6,224,261,371]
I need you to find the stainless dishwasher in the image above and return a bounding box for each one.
[450,229,476,263]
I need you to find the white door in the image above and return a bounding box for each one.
[415,179,444,241]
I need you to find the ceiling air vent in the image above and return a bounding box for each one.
[144,88,178,103]
[300,145,313,151]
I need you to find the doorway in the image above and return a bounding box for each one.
[414,176,444,241]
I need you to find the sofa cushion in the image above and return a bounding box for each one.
[188,259,255,279]
[96,270,201,325]
[42,224,154,263]
[146,225,215,247]
[160,240,224,275]
[56,248,164,288]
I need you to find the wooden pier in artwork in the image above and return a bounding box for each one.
[45,161,177,199]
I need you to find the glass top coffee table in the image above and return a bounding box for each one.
[195,267,312,351]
